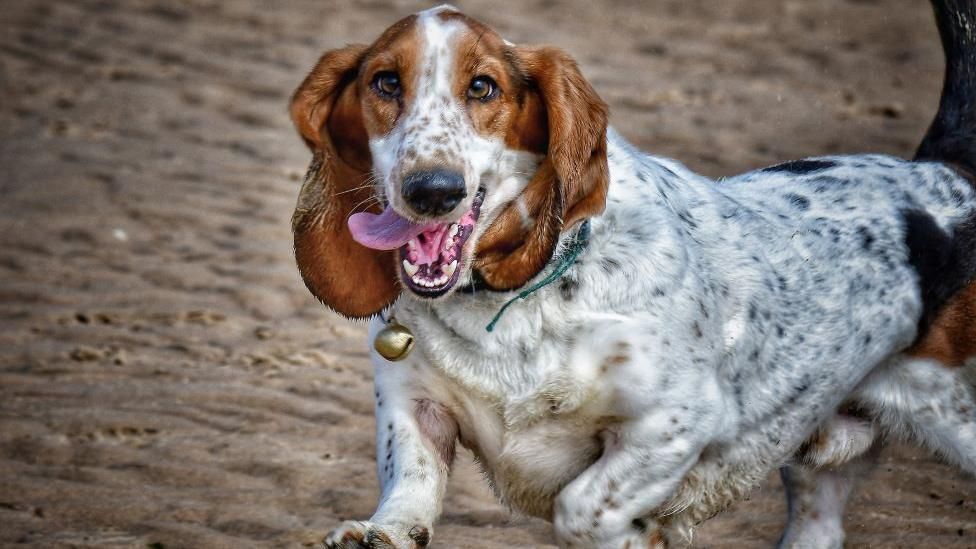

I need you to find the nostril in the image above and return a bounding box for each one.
[441,194,462,211]
[401,169,467,216]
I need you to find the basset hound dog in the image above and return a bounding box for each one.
[288,2,976,547]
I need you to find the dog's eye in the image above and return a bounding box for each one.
[468,76,497,101]
[372,71,401,97]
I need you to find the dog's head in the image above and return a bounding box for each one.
[290,5,608,318]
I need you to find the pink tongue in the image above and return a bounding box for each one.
[348,207,436,251]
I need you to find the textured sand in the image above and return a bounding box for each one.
[0,0,974,547]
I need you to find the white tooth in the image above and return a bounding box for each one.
[407,239,418,250]
[438,275,448,285]
[402,260,419,277]
[412,273,424,285]
[444,260,458,278]
[444,237,454,251]
[449,224,459,238]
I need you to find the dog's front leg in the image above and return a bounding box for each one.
[551,323,729,549]
[552,412,710,549]
[324,320,458,549]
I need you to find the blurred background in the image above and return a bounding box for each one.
[1,0,973,547]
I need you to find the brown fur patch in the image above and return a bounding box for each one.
[414,399,459,467]
[358,16,422,137]
[288,15,448,319]
[475,46,609,290]
[908,281,976,367]
[446,13,524,139]
[598,343,630,373]
[290,45,400,319]
[794,424,835,466]
[649,530,667,549]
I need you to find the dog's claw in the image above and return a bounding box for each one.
[323,521,427,549]
[407,526,429,547]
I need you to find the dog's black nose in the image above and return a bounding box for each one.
[401,169,467,217]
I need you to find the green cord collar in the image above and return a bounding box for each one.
[485,220,591,332]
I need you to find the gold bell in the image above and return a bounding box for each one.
[374,320,415,361]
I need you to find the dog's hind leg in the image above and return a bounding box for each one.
[777,458,875,549]
[854,355,976,474]
[777,416,881,549]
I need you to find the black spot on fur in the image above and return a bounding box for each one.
[762,159,836,175]
[559,277,579,300]
[676,210,698,229]
[657,163,679,179]
[902,209,976,335]
[794,379,810,395]
[777,274,788,291]
[600,257,622,273]
[858,226,875,250]
[632,518,649,533]
[785,193,811,211]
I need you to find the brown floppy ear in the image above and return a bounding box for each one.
[475,46,609,290]
[290,45,399,319]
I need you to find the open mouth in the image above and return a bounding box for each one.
[399,190,484,297]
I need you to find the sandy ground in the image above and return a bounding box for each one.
[1,0,974,547]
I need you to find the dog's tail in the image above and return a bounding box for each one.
[915,0,976,174]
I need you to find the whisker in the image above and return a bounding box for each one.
[336,183,379,196]
[347,196,382,217]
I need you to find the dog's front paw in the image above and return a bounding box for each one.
[323,520,430,549]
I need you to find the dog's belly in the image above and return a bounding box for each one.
[481,418,604,519]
